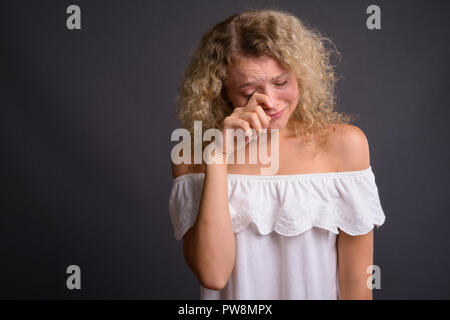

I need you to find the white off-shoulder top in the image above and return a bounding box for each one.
[168,166,386,300]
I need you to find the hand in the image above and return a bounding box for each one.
[215,91,273,160]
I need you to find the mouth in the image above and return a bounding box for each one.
[267,106,287,119]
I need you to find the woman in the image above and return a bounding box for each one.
[168,8,386,300]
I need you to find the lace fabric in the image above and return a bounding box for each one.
[168,166,386,241]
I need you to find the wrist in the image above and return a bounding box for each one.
[205,150,232,166]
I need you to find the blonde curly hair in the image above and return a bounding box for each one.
[175,8,355,157]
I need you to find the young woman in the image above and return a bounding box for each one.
[168,8,386,300]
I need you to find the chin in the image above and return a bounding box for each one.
[267,120,287,131]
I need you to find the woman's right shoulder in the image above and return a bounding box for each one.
[171,161,206,180]
[171,141,210,179]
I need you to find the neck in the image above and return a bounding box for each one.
[267,126,296,141]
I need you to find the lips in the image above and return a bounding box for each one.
[267,107,287,118]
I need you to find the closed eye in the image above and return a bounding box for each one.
[243,89,258,99]
[275,80,288,87]
[242,81,287,98]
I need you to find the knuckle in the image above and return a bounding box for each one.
[239,119,248,127]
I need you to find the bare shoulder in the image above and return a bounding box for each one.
[326,123,370,171]
[171,152,206,180]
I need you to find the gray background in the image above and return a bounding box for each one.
[1,0,449,299]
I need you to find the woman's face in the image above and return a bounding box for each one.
[224,54,299,133]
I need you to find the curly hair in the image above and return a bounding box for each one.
[175,8,355,157]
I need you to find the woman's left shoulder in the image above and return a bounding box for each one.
[326,123,370,171]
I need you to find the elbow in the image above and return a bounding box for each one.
[194,260,232,290]
[198,274,229,291]
[183,233,234,291]
[184,254,231,290]
[184,253,231,290]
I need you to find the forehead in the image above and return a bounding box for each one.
[225,55,287,83]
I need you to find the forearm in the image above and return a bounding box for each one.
[339,279,372,300]
[337,229,374,300]
[186,154,235,289]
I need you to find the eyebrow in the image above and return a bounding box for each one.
[237,71,289,89]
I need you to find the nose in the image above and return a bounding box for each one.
[259,87,278,110]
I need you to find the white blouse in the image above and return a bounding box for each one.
[168,166,386,300]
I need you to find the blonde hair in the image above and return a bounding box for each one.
[175,8,355,158]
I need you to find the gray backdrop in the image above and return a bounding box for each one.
[1,0,449,299]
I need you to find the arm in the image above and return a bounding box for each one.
[332,124,374,299]
[171,93,269,290]
[171,152,235,290]
[337,229,374,300]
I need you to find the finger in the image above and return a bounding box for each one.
[232,105,245,114]
[247,91,275,109]
[220,119,249,154]
[227,119,252,153]
[242,112,262,135]
[225,118,251,133]
[251,105,271,128]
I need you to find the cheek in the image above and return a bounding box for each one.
[226,92,244,108]
[279,85,299,106]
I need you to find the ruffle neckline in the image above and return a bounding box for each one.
[168,166,386,241]
[173,166,373,182]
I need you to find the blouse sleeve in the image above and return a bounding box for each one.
[167,167,387,240]
[328,169,386,236]
[168,174,203,241]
